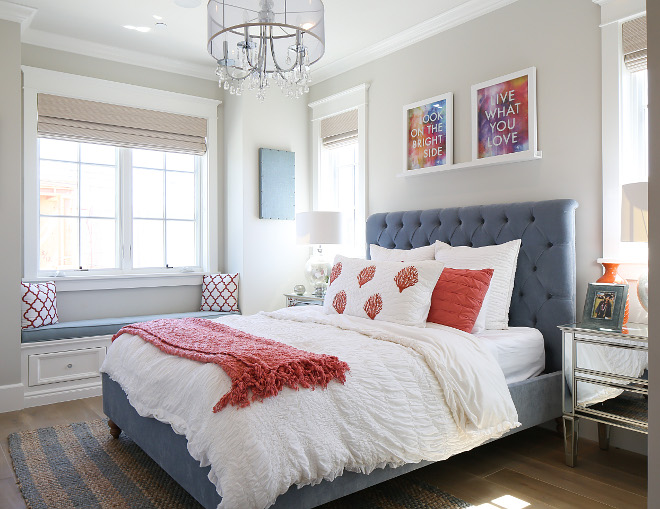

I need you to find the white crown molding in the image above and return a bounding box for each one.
[22,28,218,81]
[311,0,520,84]
[0,0,36,33]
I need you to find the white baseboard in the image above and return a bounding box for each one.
[0,383,25,413]
[23,381,102,408]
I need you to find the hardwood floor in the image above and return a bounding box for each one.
[0,398,648,509]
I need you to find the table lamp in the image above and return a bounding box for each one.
[621,181,648,311]
[296,211,343,297]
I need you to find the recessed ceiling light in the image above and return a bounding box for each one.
[174,0,202,7]
[154,22,168,31]
[123,25,151,33]
[153,15,163,20]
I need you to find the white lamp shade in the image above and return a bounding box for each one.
[621,182,648,242]
[296,211,343,245]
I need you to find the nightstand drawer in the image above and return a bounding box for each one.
[28,347,106,387]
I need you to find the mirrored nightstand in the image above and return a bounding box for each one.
[559,322,648,467]
[284,293,324,307]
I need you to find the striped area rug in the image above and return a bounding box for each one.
[9,419,472,509]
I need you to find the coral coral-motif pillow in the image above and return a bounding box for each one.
[201,274,240,312]
[21,281,59,329]
[427,268,494,333]
[323,255,444,327]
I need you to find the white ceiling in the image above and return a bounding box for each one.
[5,0,515,82]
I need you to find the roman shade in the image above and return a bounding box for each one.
[321,109,358,147]
[622,16,647,73]
[37,94,208,155]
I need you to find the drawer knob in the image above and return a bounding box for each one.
[67,363,73,369]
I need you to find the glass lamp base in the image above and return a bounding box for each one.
[305,250,331,298]
[637,270,648,312]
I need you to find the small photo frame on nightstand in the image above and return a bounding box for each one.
[581,283,628,331]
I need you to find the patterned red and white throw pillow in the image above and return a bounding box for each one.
[323,255,444,327]
[21,281,59,329]
[201,274,240,312]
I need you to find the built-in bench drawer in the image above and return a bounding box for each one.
[28,347,106,387]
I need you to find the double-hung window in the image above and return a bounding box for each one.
[38,140,201,273]
[599,9,648,263]
[23,68,219,284]
[318,110,360,255]
[310,85,369,258]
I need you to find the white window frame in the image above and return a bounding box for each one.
[309,84,369,255]
[597,0,648,275]
[23,66,220,291]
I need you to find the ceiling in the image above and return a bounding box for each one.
[7,0,514,82]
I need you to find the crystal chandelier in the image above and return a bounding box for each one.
[207,0,325,101]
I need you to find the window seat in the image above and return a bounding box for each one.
[21,311,240,343]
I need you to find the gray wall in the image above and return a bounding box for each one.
[21,45,225,322]
[0,20,23,390]
[647,0,659,503]
[224,93,311,315]
[309,0,603,319]
[309,0,650,454]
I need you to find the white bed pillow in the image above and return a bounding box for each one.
[370,240,450,262]
[470,285,491,334]
[324,255,444,327]
[434,239,521,330]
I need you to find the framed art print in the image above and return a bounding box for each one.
[259,148,295,220]
[471,67,537,162]
[581,283,629,331]
[403,92,453,173]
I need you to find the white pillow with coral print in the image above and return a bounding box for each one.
[323,255,444,327]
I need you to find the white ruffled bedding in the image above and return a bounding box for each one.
[101,306,519,509]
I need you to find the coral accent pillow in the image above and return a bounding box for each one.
[323,255,444,327]
[201,274,240,312]
[427,268,494,333]
[370,241,450,262]
[434,239,521,329]
[21,281,58,329]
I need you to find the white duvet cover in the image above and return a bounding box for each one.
[101,306,519,509]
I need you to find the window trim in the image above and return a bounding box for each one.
[23,66,221,287]
[309,83,369,254]
[597,1,647,264]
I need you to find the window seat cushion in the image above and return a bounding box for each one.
[20,311,239,343]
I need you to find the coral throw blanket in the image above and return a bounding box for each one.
[112,318,349,412]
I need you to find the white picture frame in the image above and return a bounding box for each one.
[402,92,453,174]
[471,67,538,163]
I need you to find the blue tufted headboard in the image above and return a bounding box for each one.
[365,199,578,373]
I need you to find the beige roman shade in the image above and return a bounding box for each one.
[622,16,647,73]
[321,109,358,147]
[37,94,208,155]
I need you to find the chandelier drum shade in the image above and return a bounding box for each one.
[207,0,325,100]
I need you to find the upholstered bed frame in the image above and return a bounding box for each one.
[102,198,578,509]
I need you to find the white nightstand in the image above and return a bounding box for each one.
[284,293,324,307]
[559,322,648,467]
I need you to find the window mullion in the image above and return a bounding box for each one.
[120,148,133,270]
[77,143,82,270]
[163,154,168,268]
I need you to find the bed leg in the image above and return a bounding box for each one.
[563,415,579,467]
[108,419,121,439]
[598,422,610,451]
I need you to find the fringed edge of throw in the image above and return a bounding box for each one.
[213,356,350,412]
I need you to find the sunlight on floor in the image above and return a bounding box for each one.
[474,494,530,509]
